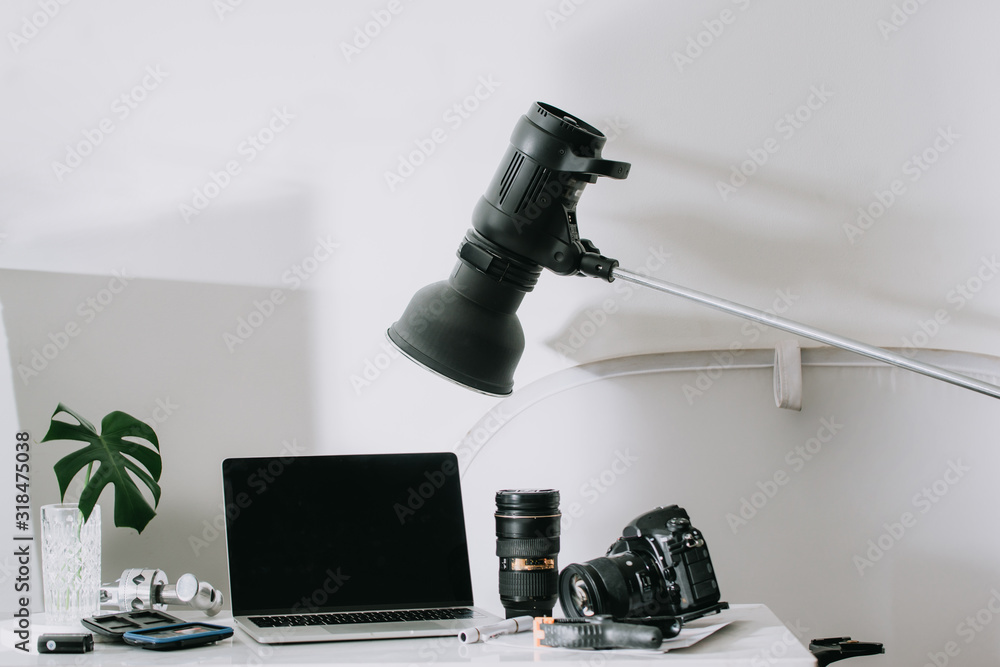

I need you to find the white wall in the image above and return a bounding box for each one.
[2,1,999,663]
[458,350,1000,667]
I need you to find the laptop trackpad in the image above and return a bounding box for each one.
[324,620,453,636]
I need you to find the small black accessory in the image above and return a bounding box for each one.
[809,636,885,665]
[533,616,661,650]
[37,633,94,653]
[122,622,234,650]
[82,609,186,640]
[559,505,725,621]
[495,489,561,618]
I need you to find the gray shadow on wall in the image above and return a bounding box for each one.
[0,267,319,609]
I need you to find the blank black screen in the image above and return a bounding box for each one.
[222,453,474,616]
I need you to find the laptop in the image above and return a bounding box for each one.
[221,452,502,643]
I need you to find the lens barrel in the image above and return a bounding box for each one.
[495,489,560,618]
[559,553,649,619]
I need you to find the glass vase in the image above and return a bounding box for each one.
[40,503,101,625]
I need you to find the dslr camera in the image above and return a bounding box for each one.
[559,505,726,622]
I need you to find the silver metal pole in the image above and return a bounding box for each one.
[612,267,1000,401]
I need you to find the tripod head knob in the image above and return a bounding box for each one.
[100,568,224,617]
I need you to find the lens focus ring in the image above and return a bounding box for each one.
[499,570,557,598]
[495,537,560,558]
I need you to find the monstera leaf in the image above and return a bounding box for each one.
[41,403,162,534]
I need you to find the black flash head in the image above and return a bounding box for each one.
[468,101,631,280]
[387,102,631,396]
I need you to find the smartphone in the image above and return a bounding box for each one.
[122,622,233,650]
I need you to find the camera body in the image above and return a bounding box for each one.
[559,505,723,621]
[613,505,721,616]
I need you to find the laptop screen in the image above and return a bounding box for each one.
[222,452,475,616]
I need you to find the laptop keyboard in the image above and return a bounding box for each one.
[250,608,480,628]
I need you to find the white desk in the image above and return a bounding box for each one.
[1,604,816,665]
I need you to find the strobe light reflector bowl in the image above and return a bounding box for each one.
[386,236,536,396]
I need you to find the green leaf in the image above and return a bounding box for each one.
[41,403,162,534]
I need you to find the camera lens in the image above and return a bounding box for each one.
[559,552,651,619]
[560,506,724,623]
[561,537,693,620]
[495,489,560,618]
[566,572,596,616]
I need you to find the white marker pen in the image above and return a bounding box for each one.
[458,615,535,644]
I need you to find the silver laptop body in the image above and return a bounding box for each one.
[222,452,501,643]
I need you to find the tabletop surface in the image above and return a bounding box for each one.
[0,604,816,666]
